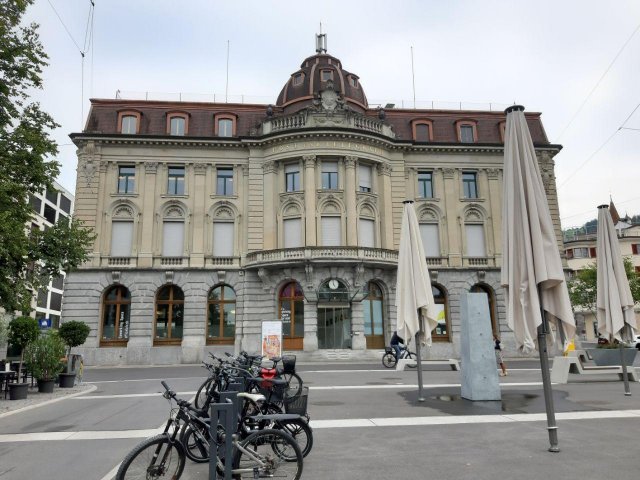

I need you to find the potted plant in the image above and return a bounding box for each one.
[24,331,66,393]
[589,338,638,366]
[58,321,90,388]
[7,316,40,400]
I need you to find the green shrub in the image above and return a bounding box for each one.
[8,316,40,380]
[58,321,90,373]
[24,331,66,380]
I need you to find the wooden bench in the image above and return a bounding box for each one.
[396,358,460,372]
[550,355,639,384]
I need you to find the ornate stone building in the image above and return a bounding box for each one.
[62,42,565,365]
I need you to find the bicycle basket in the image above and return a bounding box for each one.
[282,355,296,374]
[284,386,308,416]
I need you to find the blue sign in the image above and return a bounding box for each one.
[39,318,52,329]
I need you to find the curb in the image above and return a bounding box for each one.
[0,384,97,420]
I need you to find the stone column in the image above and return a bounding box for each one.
[263,161,277,249]
[94,159,108,266]
[303,155,317,246]
[138,162,159,268]
[486,168,502,266]
[191,162,207,267]
[344,156,358,246]
[378,162,394,249]
[442,168,462,267]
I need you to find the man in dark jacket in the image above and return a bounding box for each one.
[390,331,405,360]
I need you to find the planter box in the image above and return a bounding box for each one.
[8,382,29,400]
[587,348,637,366]
[37,379,55,393]
[58,373,76,388]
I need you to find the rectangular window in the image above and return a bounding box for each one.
[417,172,433,198]
[43,204,56,224]
[216,168,234,195]
[218,119,233,137]
[632,244,639,255]
[573,247,589,258]
[162,221,184,257]
[50,292,63,311]
[462,172,478,199]
[213,222,234,257]
[293,73,303,86]
[52,275,64,290]
[45,188,58,205]
[359,164,372,192]
[110,221,133,257]
[285,163,300,192]
[465,224,486,257]
[321,161,338,189]
[167,166,185,195]
[321,216,341,246]
[170,117,185,136]
[37,289,48,308]
[566,249,574,259]
[589,247,597,258]
[415,124,430,142]
[283,218,302,248]
[121,115,137,134]
[118,166,136,194]
[29,194,42,215]
[321,70,333,81]
[420,223,441,257]
[460,125,474,143]
[358,218,375,248]
[59,194,72,214]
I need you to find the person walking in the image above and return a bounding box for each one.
[494,335,508,376]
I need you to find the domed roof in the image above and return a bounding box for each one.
[276,53,368,114]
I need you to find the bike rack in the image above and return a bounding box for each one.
[209,382,242,480]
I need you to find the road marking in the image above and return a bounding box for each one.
[0,385,98,420]
[88,376,204,384]
[72,391,197,400]
[2,410,639,443]
[301,368,543,373]
[309,382,544,390]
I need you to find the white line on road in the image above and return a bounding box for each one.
[309,382,543,390]
[302,368,541,373]
[88,376,204,384]
[2,409,639,443]
[71,391,197,400]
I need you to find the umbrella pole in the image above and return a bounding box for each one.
[619,342,631,396]
[415,331,425,402]
[537,289,560,453]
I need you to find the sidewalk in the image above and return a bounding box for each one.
[0,383,95,418]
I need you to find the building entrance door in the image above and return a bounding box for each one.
[318,307,351,349]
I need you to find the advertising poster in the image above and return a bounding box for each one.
[262,321,283,358]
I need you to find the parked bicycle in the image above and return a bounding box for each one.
[382,345,417,368]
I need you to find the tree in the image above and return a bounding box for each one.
[0,1,94,313]
[568,257,640,313]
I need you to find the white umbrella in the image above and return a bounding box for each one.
[396,200,439,400]
[596,204,637,395]
[502,105,576,452]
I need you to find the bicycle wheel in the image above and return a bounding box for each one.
[382,352,396,368]
[180,422,210,464]
[194,378,214,409]
[275,418,313,458]
[116,434,185,480]
[405,351,418,368]
[281,372,302,402]
[232,429,302,480]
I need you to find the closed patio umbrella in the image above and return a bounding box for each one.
[396,200,439,401]
[502,105,576,452]
[596,204,637,395]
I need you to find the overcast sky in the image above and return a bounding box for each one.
[23,0,640,228]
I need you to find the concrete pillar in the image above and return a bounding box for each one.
[263,161,277,249]
[191,162,207,267]
[344,156,357,246]
[460,292,501,401]
[138,162,159,267]
[303,155,317,246]
[442,168,462,267]
[486,168,502,265]
[378,162,394,249]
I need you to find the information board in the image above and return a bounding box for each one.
[261,321,283,359]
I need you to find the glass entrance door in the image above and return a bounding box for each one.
[318,307,351,349]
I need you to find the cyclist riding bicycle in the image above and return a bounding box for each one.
[390,331,405,360]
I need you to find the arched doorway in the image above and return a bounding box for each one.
[279,281,304,350]
[317,279,351,349]
[363,281,385,348]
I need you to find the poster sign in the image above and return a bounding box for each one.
[39,318,52,329]
[261,321,283,359]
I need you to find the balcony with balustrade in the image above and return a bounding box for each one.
[244,246,399,269]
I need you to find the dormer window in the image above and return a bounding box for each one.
[214,113,237,137]
[292,73,304,86]
[167,113,189,136]
[412,119,433,142]
[499,121,506,143]
[118,110,141,134]
[349,76,358,87]
[455,120,478,143]
[320,69,333,82]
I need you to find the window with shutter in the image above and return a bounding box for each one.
[420,223,440,257]
[358,218,375,247]
[321,217,341,246]
[465,224,486,257]
[162,221,184,257]
[359,165,372,192]
[589,247,597,258]
[110,221,133,257]
[283,218,302,248]
[213,222,234,256]
[322,161,339,189]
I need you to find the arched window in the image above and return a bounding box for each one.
[431,284,450,341]
[101,285,131,346]
[154,285,184,344]
[207,285,236,344]
[363,282,384,348]
[471,284,497,336]
[279,282,304,350]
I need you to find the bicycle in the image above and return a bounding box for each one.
[382,345,417,368]
[116,381,303,479]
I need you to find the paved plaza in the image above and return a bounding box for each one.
[0,358,638,480]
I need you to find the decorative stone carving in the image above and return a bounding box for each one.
[354,263,365,287]
[165,206,185,218]
[377,162,393,176]
[430,270,438,282]
[303,155,316,168]
[99,160,109,173]
[80,159,98,187]
[311,80,347,113]
[110,271,121,283]
[214,207,234,219]
[419,207,439,222]
[193,162,207,175]
[257,268,271,291]
[486,168,500,179]
[263,160,276,175]
[113,205,134,219]
[305,262,314,288]
[477,270,486,282]
[145,162,159,174]
[344,156,357,168]
[165,271,174,284]
[217,270,226,283]
[442,168,456,179]
[464,207,484,222]
[281,192,304,206]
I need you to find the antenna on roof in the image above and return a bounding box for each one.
[225,40,230,103]
[316,26,327,54]
[411,46,416,109]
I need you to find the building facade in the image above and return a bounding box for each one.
[62,46,565,365]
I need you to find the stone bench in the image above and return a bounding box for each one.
[550,355,639,384]
[396,358,460,372]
